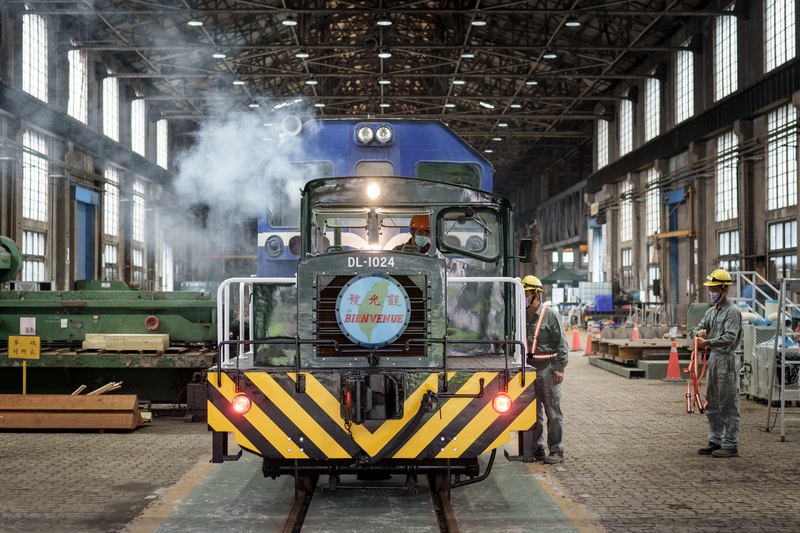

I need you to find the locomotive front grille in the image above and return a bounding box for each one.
[316,274,428,357]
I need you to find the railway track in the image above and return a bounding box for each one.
[279,474,459,532]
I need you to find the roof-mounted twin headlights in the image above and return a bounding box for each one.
[355,123,394,146]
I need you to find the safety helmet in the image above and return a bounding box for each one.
[409,214,430,232]
[521,275,543,292]
[703,268,733,286]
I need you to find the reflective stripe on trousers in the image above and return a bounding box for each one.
[532,360,564,454]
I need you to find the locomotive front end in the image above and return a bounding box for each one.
[208,177,536,480]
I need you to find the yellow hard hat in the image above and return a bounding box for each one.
[521,275,543,292]
[703,268,733,286]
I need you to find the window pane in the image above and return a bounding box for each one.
[767,105,798,210]
[157,120,169,169]
[22,11,48,102]
[22,130,48,222]
[715,131,738,221]
[646,168,661,237]
[103,75,119,141]
[133,181,145,242]
[104,167,120,236]
[67,49,87,123]
[645,73,660,142]
[619,181,633,242]
[675,42,695,123]
[597,119,609,168]
[715,5,738,100]
[619,100,633,156]
[765,0,796,72]
[131,99,146,156]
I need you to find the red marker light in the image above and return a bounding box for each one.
[492,393,512,414]
[231,394,251,414]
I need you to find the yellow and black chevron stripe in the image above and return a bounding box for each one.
[208,370,537,460]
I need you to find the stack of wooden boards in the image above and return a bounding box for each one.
[82,333,170,351]
[592,338,692,365]
[0,394,145,430]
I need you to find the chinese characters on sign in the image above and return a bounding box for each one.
[8,336,41,360]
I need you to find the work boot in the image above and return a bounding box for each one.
[532,447,546,461]
[544,452,564,464]
[711,448,739,458]
[697,442,722,455]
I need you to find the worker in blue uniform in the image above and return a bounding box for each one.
[691,268,743,458]
[522,275,569,464]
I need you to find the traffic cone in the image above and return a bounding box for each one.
[584,327,594,356]
[663,340,683,381]
[571,328,582,351]
[632,323,640,340]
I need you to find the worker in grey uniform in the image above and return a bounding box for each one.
[522,275,569,464]
[691,268,743,458]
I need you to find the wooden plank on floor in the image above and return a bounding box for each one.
[0,394,144,430]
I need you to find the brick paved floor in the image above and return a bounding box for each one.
[0,411,208,533]
[552,335,800,532]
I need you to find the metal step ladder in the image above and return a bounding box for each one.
[765,278,800,441]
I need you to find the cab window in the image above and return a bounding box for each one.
[415,162,481,189]
[266,161,334,228]
[438,208,501,261]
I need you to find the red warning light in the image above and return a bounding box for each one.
[231,394,251,414]
[492,393,512,414]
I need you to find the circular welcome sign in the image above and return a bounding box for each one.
[335,273,411,348]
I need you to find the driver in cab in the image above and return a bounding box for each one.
[393,214,431,253]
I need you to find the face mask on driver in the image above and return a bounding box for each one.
[709,291,722,303]
[415,236,429,248]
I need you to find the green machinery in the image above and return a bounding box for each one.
[0,237,218,402]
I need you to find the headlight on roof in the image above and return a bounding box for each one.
[375,126,392,143]
[357,126,374,143]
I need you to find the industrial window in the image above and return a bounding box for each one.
[619,100,633,156]
[648,264,661,302]
[596,119,609,169]
[104,243,118,281]
[714,5,738,101]
[562,250,574,264]
[157,120,169,169]
[619,181,633,243]
[132,180,145,242]
[21,230,46,282]
[102,75,119,142]
[644,71,660,142]
[22,9,48,102]
[67,49,87,123]
[715,131,739,222]
[718,230,740,272]
[22,130,47,222]
[551,251,559,263]
[767,104,798,211]
[621,248,632,287]
[132,248,144,285]
[645,168,661,237]
[104,167,120,237]
[768,219,797,280]
[765,0,796,72]
[131,98,146,156]
[675,41,694,124]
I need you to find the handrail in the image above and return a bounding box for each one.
[448,276,527,365]
[216,277,297,365]
[215,276,527,367]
